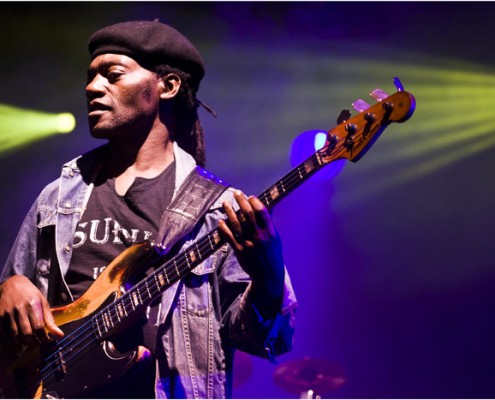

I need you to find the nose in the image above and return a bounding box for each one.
[86,74,105,101]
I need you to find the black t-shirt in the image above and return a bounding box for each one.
[65,161,176,396]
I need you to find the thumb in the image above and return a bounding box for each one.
[41,299,64,339]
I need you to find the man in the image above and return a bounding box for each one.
[0,20,297,398]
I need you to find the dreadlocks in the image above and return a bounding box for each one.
[153,65,206,167]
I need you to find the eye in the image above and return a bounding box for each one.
[106,71,123,83]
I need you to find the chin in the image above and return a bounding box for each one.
[89,125,114,140]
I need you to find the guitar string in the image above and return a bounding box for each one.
[10,114,384,396]
[1,150,326,394]
[19,150,327,391]
[34,235,216,386]
[31,250,160,387]
[25,131,353,391]
[35,257,183,386]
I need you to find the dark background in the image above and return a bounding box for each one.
[1,2,494,398]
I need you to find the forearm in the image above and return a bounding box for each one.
[220,250,297,361]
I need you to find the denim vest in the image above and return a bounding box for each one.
[1,142,297,398]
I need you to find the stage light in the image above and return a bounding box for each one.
[271,46,495,206]
[0,103,76,154]
[323,56,495,207]
[56,113,77,134]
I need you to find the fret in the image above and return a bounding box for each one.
[131,290,141,308]
[94,316,103,338]
[114,303,121,322]
[156,270,169,288]
[154,273,162,291]
[144,280,152,300]
[163,268,170,285]
[102,312,112,330]
[297,165,305,179]
[116,300,127,319]
[129,292,136,310]
[212,230,221,245]
[207,233,216,250]
[260,192,270,207]
[173,258,180,277]
[195,243,202,259]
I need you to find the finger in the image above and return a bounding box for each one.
[14,305,35,345]
[27,298,46,342]
[247,196,275,234]
[41,299,64,340]
[222,200,244,242]
[218,219,241,247]
[234,191,256,227]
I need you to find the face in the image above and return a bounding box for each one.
[86,54,162,140]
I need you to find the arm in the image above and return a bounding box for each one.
[0,198,63,351]
[218,190,297,361]
[0,275,63,350]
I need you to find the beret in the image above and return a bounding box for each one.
[88,20,205,90]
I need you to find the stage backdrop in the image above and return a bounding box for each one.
[1,2,494,398]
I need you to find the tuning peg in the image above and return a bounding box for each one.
[393,77,404,92]
[336,109,351,124]
[370,89,389,102]
[352,99,371,113]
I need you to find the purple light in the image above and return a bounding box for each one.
[290,129,346,182]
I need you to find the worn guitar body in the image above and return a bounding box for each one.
[0,241,156,399]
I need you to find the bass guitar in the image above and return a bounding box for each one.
[0,78,415,398]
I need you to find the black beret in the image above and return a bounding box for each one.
[88,20,205,90]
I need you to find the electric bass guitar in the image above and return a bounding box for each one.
[0,78,415,398]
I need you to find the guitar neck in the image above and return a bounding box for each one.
[93,88,416,338]
[92,149,328,339]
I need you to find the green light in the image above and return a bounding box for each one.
[56,113,76,133]
[283,47,495,207]
[0,104,76,154]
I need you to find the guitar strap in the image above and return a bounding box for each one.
[156,166,229,254]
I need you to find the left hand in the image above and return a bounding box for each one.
[218,190,285,308]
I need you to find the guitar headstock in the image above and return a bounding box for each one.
[317,77,416,165]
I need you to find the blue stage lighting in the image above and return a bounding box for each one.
[290,129,346,182]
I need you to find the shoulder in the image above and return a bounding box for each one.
[38,144,108,207]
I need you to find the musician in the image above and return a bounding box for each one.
[0,20,297,398]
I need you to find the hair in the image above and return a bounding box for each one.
[152,64,206,167]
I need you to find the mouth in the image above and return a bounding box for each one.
[88,102,111,117]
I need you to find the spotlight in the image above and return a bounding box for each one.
[0,104,76,154]
[56,113,77,134]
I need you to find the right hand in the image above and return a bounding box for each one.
[0,275,64,351]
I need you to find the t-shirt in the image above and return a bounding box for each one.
[65,161,176,397]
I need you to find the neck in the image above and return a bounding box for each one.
[99,123,176,194]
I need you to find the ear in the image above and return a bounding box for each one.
[159,73,181,100]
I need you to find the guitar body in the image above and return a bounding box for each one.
[0,241,157,399]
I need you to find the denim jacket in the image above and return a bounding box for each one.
[1,142,297,398]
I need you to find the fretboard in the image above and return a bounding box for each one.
[91,147,331,338]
